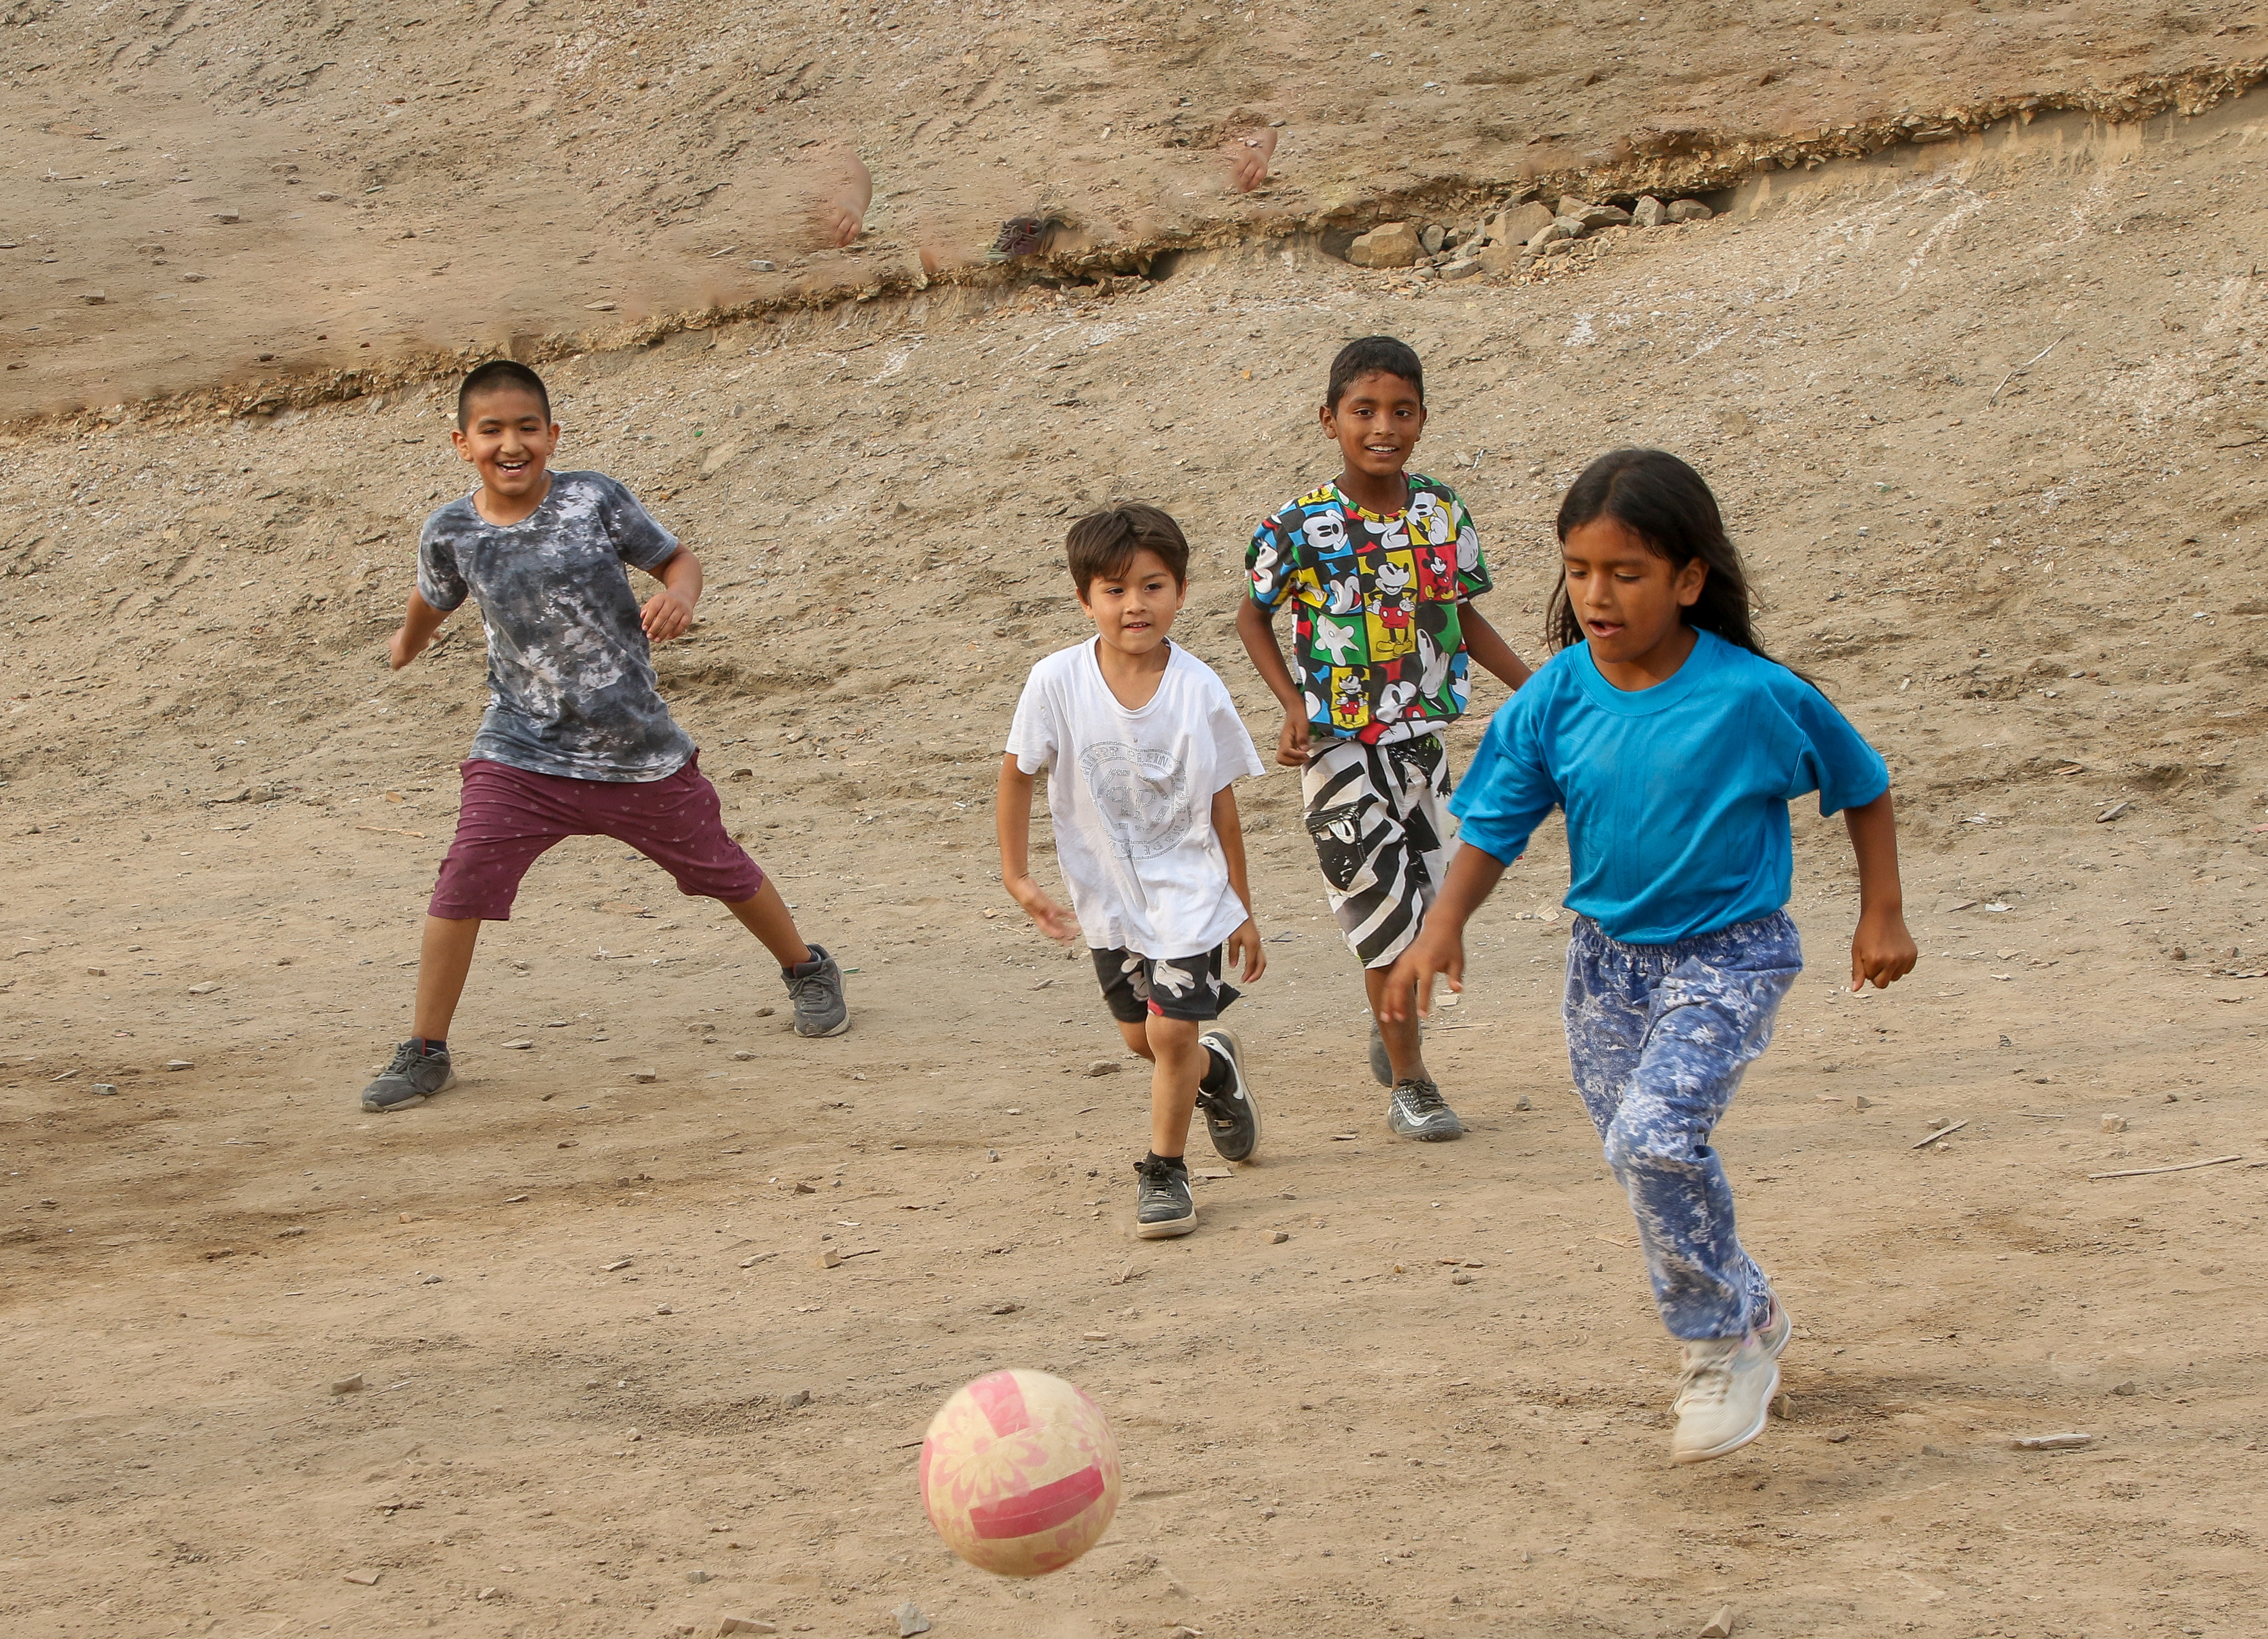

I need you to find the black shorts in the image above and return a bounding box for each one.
[1092,946,1241,1025]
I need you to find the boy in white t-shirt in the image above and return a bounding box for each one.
[997,504,1270,1239]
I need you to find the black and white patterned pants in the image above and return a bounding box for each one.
[1300,731,1452,969]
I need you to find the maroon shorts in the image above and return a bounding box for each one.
[427,754,764,921]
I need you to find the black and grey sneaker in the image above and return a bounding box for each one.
[1195,1030,1261,1163]
[1133,1156,1196,1239]
[1387,1077,1464,1142]
[359,1039,455,1113]
[783,943,849,1038]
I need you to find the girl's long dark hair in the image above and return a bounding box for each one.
[1548,449,1776,663]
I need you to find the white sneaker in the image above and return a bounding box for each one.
[1670,1330,1780,1465]
[1755,1293,1792,1359]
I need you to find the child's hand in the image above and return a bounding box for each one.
[1005,874,1080,944]
[1274,710,1311,768]
[1381,926,1463,1022]
[1225,917,1267,984]
[1851,907,1918,992]
[641,589,695,642]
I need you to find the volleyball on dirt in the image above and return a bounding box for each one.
[919,1368,1121,1577]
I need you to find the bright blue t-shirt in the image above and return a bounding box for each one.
[1450,628,1889,945]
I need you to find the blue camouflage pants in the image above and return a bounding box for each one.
[1563,910,1802,1342]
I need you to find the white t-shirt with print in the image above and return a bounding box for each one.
[1006,639,1266,959]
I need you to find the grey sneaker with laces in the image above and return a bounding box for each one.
[1133,1156,1196,1239]
[782,943,849,1037]
[359,1039,456,1113]
[1194,1030,1260,1163]
[1670,1327,1780,1464]
[1386,1077,1463,1141]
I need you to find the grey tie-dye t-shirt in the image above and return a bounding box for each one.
[418,470,696,783]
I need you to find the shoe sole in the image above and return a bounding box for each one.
[361,1069,457,1114]
[794,1014,851,1038]
[1136,1212,1197,1240]
[1670,1358,1781,1466]
[1197,1029,1260,1163]
[1388,1114,1465,1142]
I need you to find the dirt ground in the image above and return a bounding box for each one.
[5,0,2266,419]
[6,35,2268,1639]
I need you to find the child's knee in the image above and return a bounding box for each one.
[1604,1109,1704,1175]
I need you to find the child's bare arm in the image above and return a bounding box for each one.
[1845,791,1917,990]
[1211,783,1266,983]
[1379,842,1508,1022]
[995,754,1079,944]
[388,588,451,671]
[1234,597,1311,767]
[641,546,702,642]
[1459,605,1534,691]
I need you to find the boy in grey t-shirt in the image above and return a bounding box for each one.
[357,360,848,1114]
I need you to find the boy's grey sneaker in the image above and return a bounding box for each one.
[1387,1077,1464,1142]
[1133,1156,1196,1239]
[1195,1030,1261,1163]
[359,1040,455,1113]
[1670,1328,1780,1464]
[783,943,849,1037]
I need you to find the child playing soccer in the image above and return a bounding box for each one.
[997,504,1268,1239]
[1235,335,1532,1142]
[1384,448,1918,1463]
[357,360,848,1114]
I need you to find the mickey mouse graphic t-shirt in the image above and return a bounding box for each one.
[1245,475,1492,745]
[1006,639,1266,958]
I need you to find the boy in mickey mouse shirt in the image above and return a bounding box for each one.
[1235,335,1532,1142]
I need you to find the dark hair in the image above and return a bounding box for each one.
[1326,335,1424,410]
[1549,448,1779,662]
[1066,504,1190,598]
[456,359,551,428]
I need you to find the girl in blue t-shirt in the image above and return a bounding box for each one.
[1383,448,1917,1467]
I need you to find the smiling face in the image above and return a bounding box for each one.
[1320,369,1425,491]
[451,385,559,514]
[1561,515,1708,687]
[1076,546,1187,661]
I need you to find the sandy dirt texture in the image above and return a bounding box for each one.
[5,84,2268,1639]
[5,0,2268,419]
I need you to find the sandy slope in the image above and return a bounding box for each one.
[3,0,2264,418]
[3,86,2268,1639]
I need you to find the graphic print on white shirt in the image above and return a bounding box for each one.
[1077,742,1194,862]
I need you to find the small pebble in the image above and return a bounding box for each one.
[1086,1060,1122,1077]
[476,1586,501,1601]
[92,1082,118,1096]
[1269,1230,1290,1244]
[685,1569,708,1584]
[165,1059,193,1071]
[754,1006,775,1017]
[501,1039,533,1050]
[330,1374,365,1395]
[341,1570,379,1586]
